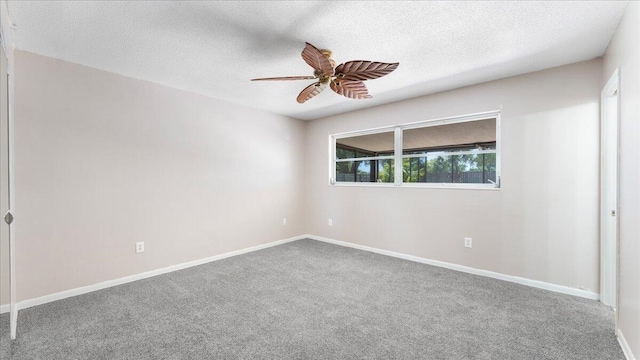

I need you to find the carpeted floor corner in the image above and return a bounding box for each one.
[0,239,624,359]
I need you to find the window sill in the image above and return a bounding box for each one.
[330,182,500,190]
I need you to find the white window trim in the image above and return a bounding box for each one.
[329,110,501,190]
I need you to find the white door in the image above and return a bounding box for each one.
[600,70,619,309]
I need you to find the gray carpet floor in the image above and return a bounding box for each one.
[0,239,624,359]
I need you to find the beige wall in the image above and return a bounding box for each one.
[11,50,306,301]
[305,59,602,293]
[603,2,640,357]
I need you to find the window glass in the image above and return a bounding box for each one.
[402,119,497,184]
[332,115,499,187]
[336,132,394,156]
[335,131,394,183]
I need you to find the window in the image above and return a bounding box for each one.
[335,131,394,183]
[330,111,500,189]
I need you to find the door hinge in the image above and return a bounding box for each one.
[4,211,13,225]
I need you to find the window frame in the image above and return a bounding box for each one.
[330,127,398,187]
[329,110,501,190]
[334,142,395,183]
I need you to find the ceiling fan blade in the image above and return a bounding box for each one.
[301,42,335,77]
[251,76,317,81]
[330,80,372,100]
[297,82,327,104]
[334,61,399,81]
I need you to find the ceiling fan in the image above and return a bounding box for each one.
[251,42,399,103]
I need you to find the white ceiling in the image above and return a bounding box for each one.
[6,1,628,120]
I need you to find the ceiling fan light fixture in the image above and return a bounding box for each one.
[251,42,398,103]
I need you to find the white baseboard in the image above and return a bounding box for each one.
[1,233,601,316]
[304,234,600,301]
[618,328,637,360]
[3,235,306,314]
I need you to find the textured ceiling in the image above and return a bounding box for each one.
[6,1,628,120]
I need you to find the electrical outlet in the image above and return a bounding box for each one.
[282,218,287,225]
[135,242,144,253]
[328,219,333,226]
[464,237,472,248]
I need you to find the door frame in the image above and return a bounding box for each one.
[600,69,620,312]
[0,27,17,340]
